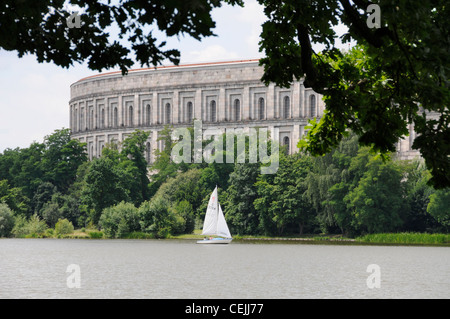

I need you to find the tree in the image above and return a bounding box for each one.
[41,201,63,228]
[8,142,45,201]
[32,182,57,216]
[254,178,277,235]
[138,196,183,238]
[12,214,48,237]
[81,157,130,224]
[0,129,87,219]
[0,203,15,237]
[148,125,180,197]
[346,151,405,234]
[0,0,243,74]
[400,160,439,232]
[54,218,75,236]
[304,133,359,234]
[427,188,450,231]
[154,168,203,214]
[258,1,449,189]
[172,200,195,234]
[255,153,314,236]
[41,128,87,193]
[224,163,260,235]
[96,135,150,207]
[0,148,20,183]
[99,201,140,238]
[58,193,84,229]
[120,130,151,203]
[0,180,30,216]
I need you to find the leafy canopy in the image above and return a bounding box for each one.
[0,0,243,73]
[258,0,449,189]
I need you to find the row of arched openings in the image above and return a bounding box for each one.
[73,94,317,130]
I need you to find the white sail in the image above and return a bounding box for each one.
[216,204,231,238]
[201,186,219,236]
[200,187,232,239]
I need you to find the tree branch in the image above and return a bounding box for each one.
[339,0,392,48]
[296,23,319,90]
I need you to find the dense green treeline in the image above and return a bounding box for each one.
[0,127,448,239]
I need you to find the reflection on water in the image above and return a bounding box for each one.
[0,238,448,299]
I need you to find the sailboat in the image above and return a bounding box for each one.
[197,186,232,244]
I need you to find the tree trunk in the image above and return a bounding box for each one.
[299,222,304,235]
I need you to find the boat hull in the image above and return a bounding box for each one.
[197,238,232,244]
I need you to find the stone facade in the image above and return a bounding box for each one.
[69,59,418,162]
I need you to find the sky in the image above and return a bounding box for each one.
[0,0,350,152]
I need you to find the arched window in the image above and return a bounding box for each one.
[234,99,240,121]
[113,107,118,127]
[101,108,105,128]
[74,109,78,132]
[210,100,216,122]
[259,97,265,120]
[146,104,151,126]
[146,142,151,164]
[165,103,171,124]
[80,110,85,130]
[283,136,290,154]
[90,109,94,129]
[187,101,193,123]
[129,105,134,126]
[310,94,316,117]
[283,96,290,119]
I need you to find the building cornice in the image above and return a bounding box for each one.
[71,59,261,87]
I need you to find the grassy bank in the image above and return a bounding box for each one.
[172,231,450,246]
[10,229,449,246]
[356,232,450,245]
[168,231,352,242]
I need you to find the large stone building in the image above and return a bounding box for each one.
[69,59,418,162]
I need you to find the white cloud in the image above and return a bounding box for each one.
[185,44,240,63]
[0,52,91,151]
[236,0,266,56]
[21,73,48,89]
[146,0,266,66]
[236,0,265,24]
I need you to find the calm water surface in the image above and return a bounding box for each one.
[0,238,448,298]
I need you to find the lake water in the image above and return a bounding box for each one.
[0,238,448,299]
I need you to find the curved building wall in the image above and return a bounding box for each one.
[69,59,325,162]
[69,59,419,162]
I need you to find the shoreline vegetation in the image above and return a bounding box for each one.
[1,130,449,246]
[6,229,449,247]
